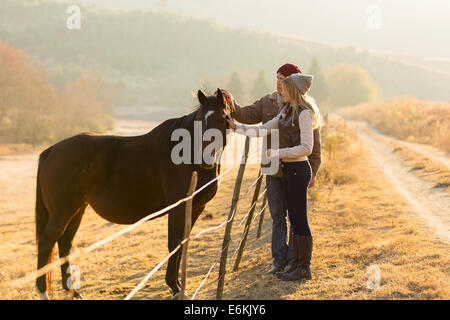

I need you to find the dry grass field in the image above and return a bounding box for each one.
[341,98,450,153]
[0,117,448,300]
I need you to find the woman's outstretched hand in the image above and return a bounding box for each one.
[226,117,236,130]
[222,89,236,107]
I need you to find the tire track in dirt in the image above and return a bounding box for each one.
[344,118,450,244]
[356,121,450,170]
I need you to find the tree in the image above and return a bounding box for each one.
[63,74,113,135]
[307,58,328,104]
[325,64,379,106]
[225,72,245,104]
[251,70,272,102]
[0,41,60,144]
[199,76,214,95]
[0,41,112,145]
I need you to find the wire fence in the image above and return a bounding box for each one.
[12,165,234,288]
[123,136,266,300]
[123,177,267,300]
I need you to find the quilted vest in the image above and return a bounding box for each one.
[279,105,306,150]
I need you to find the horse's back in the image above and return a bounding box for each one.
[38,131,174,223]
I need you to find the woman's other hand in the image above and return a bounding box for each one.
[309,175,316,188]
[266,149,279,158]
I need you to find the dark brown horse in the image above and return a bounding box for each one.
[35,89,234,299]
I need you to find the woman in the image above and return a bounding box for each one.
[227,73,320,281]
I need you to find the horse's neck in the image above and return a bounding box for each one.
[183,109,200,129]
[147,109,221,174]
[168,109,198,134]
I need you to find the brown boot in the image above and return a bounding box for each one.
[275,259,297,276]
[275,238,299,276]
[266,264,284,275]
[277,235,312,281]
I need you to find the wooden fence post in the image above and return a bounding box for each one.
[216,136,250,300]
[232,169,263,271]
[178,171,198,300]
[256,191,268,239]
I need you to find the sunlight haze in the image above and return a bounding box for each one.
[78,0,450,59]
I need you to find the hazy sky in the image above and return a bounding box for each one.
[74,0,450,59]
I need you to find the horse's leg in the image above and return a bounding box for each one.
[58,204,87,299]
[166,204,205,299]
[166,205,185,297]
[191,205,205,228]
[36,213,73,299]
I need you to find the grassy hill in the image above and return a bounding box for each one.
[1,0,449,111]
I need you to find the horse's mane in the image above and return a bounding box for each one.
[146,93,224,173]
[146,93,220,140]
[147,104,200,141]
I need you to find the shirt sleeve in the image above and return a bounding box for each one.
[278,110,314,159]
[234,114,280,137]
[308,128,322,176]
[230,96,264,124]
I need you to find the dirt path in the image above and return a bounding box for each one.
[344,118,450,244]
[356,121,450,170]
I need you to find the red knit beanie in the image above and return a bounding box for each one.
[277,63,302,77]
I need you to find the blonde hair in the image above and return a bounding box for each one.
[281,76,321,129]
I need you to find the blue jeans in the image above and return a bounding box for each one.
[266,175,293,268]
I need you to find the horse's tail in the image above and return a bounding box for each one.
[35,146,54,293]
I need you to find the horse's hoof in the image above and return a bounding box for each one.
[38,291,50,300]
[68,289,85,300]
[40,292,50,300]
[171,291,189,300]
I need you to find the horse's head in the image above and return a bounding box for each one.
[194,88,235,169]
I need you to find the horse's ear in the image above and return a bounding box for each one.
[198,90,208,105]
[216,88,226,107]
